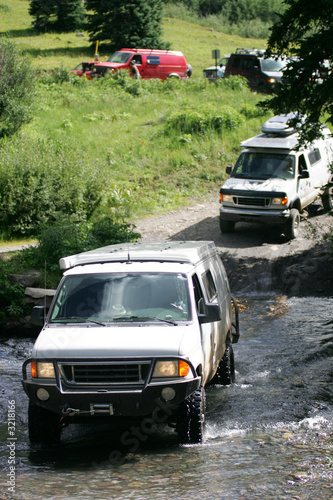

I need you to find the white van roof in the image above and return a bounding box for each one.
[241,114,301,150]
[59,241,218,270]
[241,132,299,150]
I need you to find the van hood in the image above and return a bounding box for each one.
[223,176,290,192]
[264,70,283,81]
[32,324,197,359]
[95,62,125,70]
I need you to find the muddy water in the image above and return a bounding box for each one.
[0,296,332,500]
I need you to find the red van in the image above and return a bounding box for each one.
[91,48,192,80]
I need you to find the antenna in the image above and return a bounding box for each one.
[44,260,47,324]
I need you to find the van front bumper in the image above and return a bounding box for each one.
[22,358,201,419]
[220,205,291,225]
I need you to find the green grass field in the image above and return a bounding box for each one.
[1,0,267,72]
[0,0,270,238]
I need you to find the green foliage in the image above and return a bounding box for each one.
[0,38,36,139]
[29,0,86,32]
[0,136,105,237]
[163,0,285,38]
[28,217,141,274]
[263,0,333,144]
[86,0,169,50]
[0,264,28,320]
[165,106,243,135]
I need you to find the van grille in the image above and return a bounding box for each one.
[234,196,270,207]
[59,362,151,386]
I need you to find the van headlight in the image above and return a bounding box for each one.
[271,196,288,206]
[152,360,190,378]
[221,194,233,203]
[31,361,55,379]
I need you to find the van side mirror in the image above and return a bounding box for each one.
[198,303,222,324]
[226,165,232,175]
[31,305,46,326]
[299,169,310,179]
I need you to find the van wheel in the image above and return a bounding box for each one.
[321,186,333,211]
[211,344,235,385]
[28,402,61,444]
[285,208,300,240]
[177,387,206,444]
[220,218,235,233]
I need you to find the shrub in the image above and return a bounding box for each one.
[0,38,36,138]
[28,216,141,274]
[0,136,105,237]
[165,106,243,135]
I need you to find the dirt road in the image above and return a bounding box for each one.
[133,195,333,296]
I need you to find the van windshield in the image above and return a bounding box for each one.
[49,273,191,324]
[107,52,132,63]
[231,152,295,180]
[261,58,286,72]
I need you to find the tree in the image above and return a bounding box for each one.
[29,0,86,32]
[263,0,333,144]
[0,38,36,139]
[86,0,169,50]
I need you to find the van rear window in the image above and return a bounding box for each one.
[147,56,160,65]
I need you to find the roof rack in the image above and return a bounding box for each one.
[59,241,217,271]
[234,48,265,57]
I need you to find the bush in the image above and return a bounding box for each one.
[0,38,36,138]
[165,106,243,135]
[0,136,105,237]
[27,216,141,274]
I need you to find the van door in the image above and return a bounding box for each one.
[143,54,161,79]
[192,270,220,384]
[297,153,314,208]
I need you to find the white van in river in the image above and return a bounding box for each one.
[22,241,239,445]
[219,114,333,239]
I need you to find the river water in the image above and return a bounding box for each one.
[0,296,332,499]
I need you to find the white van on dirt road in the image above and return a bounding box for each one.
[219,114,333,239]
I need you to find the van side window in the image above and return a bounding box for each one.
[147,56,160,65]
[192,274,204,312]
[201,270,217,302]
[308,149,321,166]
[298,154,308,174]
[132,55,142,65]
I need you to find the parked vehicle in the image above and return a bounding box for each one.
[71,61,95,80]
[203,56,229,82]
[224,48,286,92]
[219,114,333,239]
[91,48,192,80]
[22,241,239,445]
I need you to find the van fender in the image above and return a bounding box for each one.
[290,194,302,212]
[167,73,181,79]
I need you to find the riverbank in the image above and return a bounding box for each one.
[1,195,332,336]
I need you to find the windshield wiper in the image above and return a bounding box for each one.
[112,315,178,325]
[54,316,107,326]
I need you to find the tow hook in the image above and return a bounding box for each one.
[59,406,81,428]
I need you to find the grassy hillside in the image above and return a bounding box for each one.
[1,0,266,73]
[0,0,270,240]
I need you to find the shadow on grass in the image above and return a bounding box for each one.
[1,28,36,38]
[21,46,97,60]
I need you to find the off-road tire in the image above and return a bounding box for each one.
[285,208,300,240]
[210,344,235,386]
[177,387,206,444]
[321,186,333,211]
[28,402,61,444]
